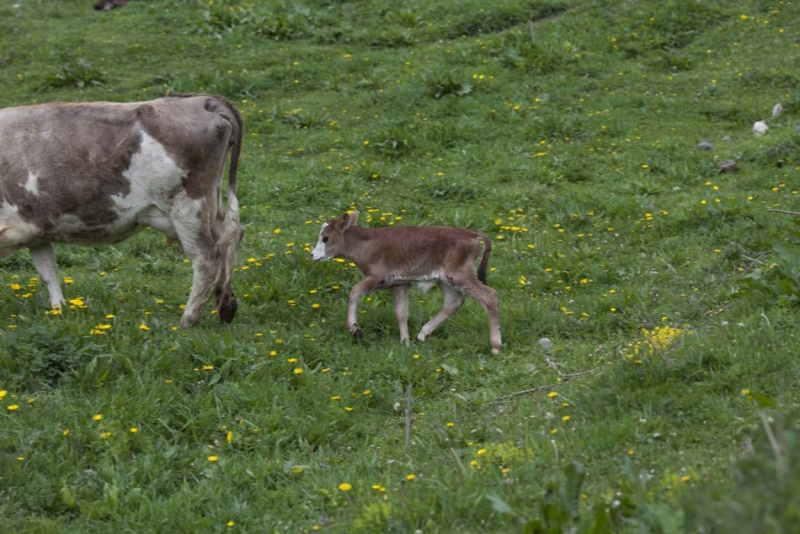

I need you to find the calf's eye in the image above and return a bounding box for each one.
[322,237,328,243]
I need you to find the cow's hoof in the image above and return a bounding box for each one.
[218,298,238,324]
[351,328,363,339]
[180,315,201,328]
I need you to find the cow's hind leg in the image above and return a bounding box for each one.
[167,203,217,326]
[417,280,465,343]
[214,273,237,324]
[179,242,215,327]
[211,215,242,324]
[29,243,65,308]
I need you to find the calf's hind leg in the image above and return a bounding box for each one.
[461,279,502,354]
[417,281,465,342]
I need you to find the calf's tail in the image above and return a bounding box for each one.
[475,232,492,285]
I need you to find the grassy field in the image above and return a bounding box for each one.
[1,0,800,531]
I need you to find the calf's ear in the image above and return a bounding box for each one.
[347,210,360,227]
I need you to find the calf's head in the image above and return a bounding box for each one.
[311,211,359,261]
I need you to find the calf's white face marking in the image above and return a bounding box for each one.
[311,222,330,261]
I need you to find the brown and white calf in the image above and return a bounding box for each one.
[311,211,502,354]
[0,94,243,326]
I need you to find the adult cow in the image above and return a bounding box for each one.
[0,94,243,326]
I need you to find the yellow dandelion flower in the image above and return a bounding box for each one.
[338,482,352,491]
[139,323,150,331]
[208,456,219,462]
[562,415,571,422]
[406,474,416,481]
[7,404,19,411]
[293,368,303,375]
[93,414,102,421]
[548,392,557,398]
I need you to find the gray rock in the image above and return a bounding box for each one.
[697,140,714,150]
[538,338,553,350]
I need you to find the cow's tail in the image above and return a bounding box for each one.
[475,231,492,285]
[217,97,243,217]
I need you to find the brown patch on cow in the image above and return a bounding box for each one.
[133,96,242,203]
[0,104,141,237]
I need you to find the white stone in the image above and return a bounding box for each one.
[753,121,769,136]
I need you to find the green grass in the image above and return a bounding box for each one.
[2,0,800,531]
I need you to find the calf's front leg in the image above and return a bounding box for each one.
[393,284,410,345]
[347,277,383,338]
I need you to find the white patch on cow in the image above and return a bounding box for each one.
[24,172,39,196]
[112,129,188,233]
[311,222,330,261]
[0,199,42,250]
[137,206,178,239]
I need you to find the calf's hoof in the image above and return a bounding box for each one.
[491,346,502,355]
[218,297,238,324]
[351,327,363,339]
